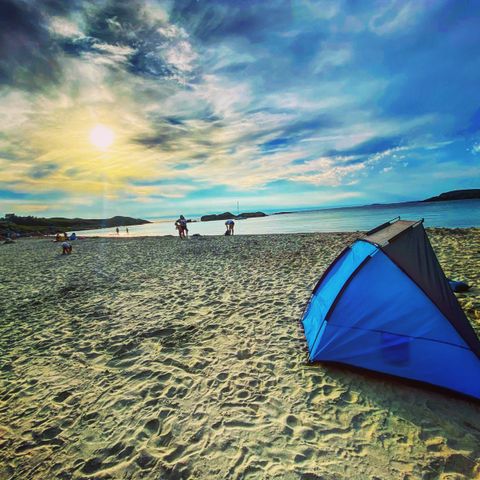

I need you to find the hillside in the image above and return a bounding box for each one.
[423,189,480,202]
[0,215,150,237]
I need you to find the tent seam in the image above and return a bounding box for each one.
[326,322,471,351]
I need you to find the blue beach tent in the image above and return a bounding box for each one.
[302,218,480,399]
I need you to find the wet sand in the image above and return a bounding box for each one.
[0,229,479,480]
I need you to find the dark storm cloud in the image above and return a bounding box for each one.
[0,0,62,90]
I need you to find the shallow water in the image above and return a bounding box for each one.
[79,199,480,237]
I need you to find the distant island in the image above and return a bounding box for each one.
[201,211,267,222]
[271,189,480,217]
[422,189,480,202]
[0,214,150,236]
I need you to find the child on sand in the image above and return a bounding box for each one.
[62,241,72,254]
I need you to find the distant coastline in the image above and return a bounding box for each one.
[421,189,480,202]
[266,189,480,218]
[0,215,150,237]
[2,189,478,238]
[196,189,480,221]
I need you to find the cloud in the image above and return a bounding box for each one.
[1,0,479,216]
[369,0,425,35]
[28,163,59,179]
[0,0,63,90]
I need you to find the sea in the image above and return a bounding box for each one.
[79,199,480,237]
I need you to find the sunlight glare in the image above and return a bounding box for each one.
[89,124,115,150]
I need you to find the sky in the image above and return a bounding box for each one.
[1,0,479,219]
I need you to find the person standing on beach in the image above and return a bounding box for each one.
[175,215,188,239]
[182,216,189,238]
[126,227,129,234]
[116,227,119,235]
[225,219,235,235]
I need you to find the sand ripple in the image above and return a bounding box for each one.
[0,230,479,479]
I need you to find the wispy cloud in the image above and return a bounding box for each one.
[0,0,479,217]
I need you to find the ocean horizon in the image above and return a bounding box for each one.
[79,198,480,237]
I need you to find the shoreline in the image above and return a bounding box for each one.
[38,225,480,239]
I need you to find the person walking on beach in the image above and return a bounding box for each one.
[175,215,188,239]
[126,227,129,234]
[116,227,119,235]
[225,219,235,236]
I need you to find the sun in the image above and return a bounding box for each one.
[89,124,115,150]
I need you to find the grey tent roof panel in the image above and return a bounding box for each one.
[363,219,418,247]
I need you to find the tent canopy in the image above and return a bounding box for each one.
[302,217,480,400]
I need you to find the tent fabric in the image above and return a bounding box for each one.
[302,240,377,352]
[362,219,417,247]
[302,218,480,399]
[380,224,480,357]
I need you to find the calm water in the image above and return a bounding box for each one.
[79,199,480,237]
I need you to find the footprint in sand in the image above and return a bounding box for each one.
[237,390,250,400]
[80,457,104,474]
[144,418,161,435]
[294,447,314,463]
[136,450,157,469]
[282,414,300,436]
[444,453,476,477]
[35,426,62,442]
[236,349,253,360]
[299,427,316,441]
[53,390,73,403]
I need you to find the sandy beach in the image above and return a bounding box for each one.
[0,229,479,480]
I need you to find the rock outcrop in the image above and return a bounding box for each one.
[200,211,267,222]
